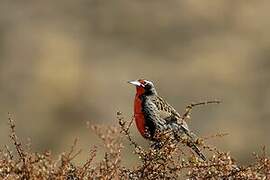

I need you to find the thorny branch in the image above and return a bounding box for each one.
[8,113,26,163]
[1,101,270,179]
[181,100,221,121]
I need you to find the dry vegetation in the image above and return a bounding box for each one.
[1,104,270,179]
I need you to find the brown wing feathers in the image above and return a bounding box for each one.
[151,95,206,160]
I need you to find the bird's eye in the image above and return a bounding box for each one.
[145,83,152,89]
[139,80,153,88]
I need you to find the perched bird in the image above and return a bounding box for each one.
[128,79,206,161]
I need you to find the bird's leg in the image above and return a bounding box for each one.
[181,100,221,121]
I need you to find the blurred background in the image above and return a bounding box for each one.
[0,0,270,165]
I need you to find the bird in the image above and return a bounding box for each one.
[128,79,206,161]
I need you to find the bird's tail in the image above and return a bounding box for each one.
[186,141,206,161]
[173,124,206,161]
[168,123,206,160]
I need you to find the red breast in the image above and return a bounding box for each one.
[134,86,147,137]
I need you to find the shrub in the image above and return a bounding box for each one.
[1,108,269,179]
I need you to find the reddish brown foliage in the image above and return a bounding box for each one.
[1,108,269,179]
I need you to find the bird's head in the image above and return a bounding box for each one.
[128,79,157,95]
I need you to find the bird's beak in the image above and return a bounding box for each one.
[128,80,144,87]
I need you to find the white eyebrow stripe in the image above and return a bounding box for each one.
[144,80,153,84]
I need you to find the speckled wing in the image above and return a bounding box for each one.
[150,96,190,132]
[149,95,206,160]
